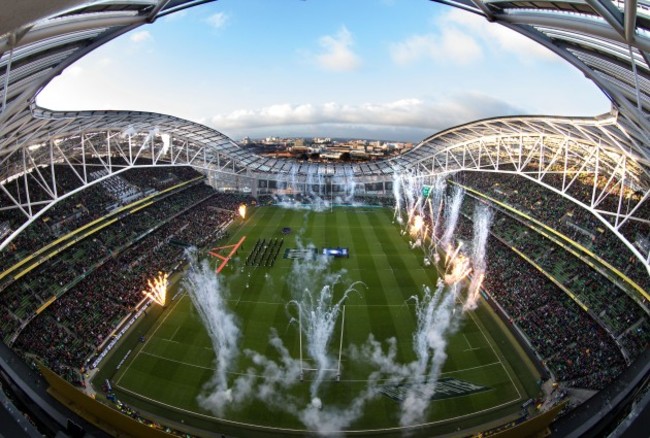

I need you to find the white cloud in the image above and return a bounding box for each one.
[315,27,362,72]
[130,30,152,43]
[210,95,521,139]
[390,9,558,66]
[445,9,557,62]
[390,27,482,65]
[206,12,229,29]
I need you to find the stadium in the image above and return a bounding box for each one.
[0,1,648,437]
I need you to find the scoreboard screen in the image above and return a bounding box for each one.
[322,247,349,258]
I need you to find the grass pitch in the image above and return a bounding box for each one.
[100,206,539,436]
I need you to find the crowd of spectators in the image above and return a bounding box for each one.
[456,171,649,292]
[416,190,642,390]
[0,163,248,376]
[0,163,204,273]
[476,207,649,360]
[480,234,627,390]
[0,180,213,341]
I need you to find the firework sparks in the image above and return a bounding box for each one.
[239,204,247,219]
[443,244,472,285]
[409,214,424,236]
[143,272,168,306]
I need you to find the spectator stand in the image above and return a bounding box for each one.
[451,180,649,307]
[456,200,647,364]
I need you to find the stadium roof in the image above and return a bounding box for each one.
[1,0,650,169]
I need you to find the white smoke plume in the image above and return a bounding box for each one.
[355,280,464,428]
[440,185,465,249]
[230,328,377,436]
[183,249,240,416]
[392,171,404,225]
[274,164,360,210]
[427,176,447,247]
[465,202,493,311]
[286,239,363,398]
[403,281,461,426]
[185,238,371,435]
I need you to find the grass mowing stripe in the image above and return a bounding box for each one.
[115,293,188,383]
[467,306,522,402]
[337,210,374,354]
[364,212,422,302]
[347,210,418,365]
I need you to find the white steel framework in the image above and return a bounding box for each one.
[0,110,647,275]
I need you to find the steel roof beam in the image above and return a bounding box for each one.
[499,10,650,53]
[0,15,139,54]
[147,0,173,23]
[584,0,625,39]
[468,0,495,21]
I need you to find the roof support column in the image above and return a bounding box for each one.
[625,0,638,43]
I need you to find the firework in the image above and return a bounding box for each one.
[143,272,168,306]
[443,244,472,285]
[239,204,247,219]
[409,214,424,236]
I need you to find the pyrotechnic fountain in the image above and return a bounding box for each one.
[392,171,423,227]
[440,185,465,249]
[443,244,472,285]
[273,165,303,209]
[403,279,464,426]
[392,172,454,258]
[275,164,359,210]
[380,171,493,426]
[287,245,363,404]
[335,165,357,204]
[182,250,239,415]
[238,204,247,219]
[465,203,493,310]
[185,237,372,433]
[409,214,424,237]
[426,176,448,252]
[142,272,168,306]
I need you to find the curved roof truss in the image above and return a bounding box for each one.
[0,109,647,274]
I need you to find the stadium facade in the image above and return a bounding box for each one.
[0,1,648,437]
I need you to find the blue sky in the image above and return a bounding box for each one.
[37,0,610,141]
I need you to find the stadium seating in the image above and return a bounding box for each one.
[457,171,649,293]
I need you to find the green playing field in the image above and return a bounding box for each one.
[98,206,540,436]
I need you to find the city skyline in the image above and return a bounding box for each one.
[37,0,611,142]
